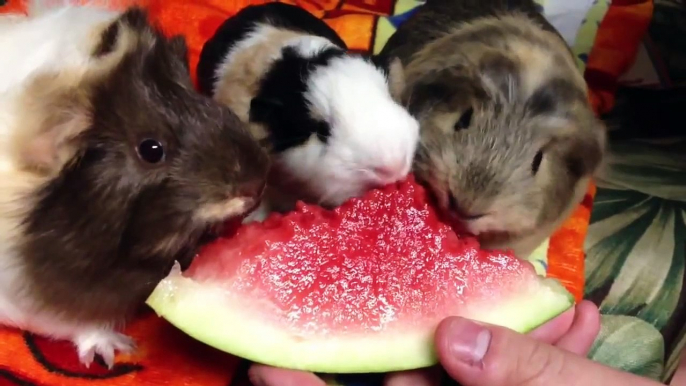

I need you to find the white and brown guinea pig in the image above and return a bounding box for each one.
[377,0,606,258]
[0,1,268,367]
[196,2,419,219]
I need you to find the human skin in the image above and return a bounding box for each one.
[670,349,686,386]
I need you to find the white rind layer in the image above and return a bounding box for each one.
[146,263,574,373]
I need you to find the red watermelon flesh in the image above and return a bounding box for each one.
[147,176,573,373]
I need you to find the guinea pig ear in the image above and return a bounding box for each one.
[386,57,406,103]
[93,16,121,58]
[13,73,92,176]
[405,80,451,116]
[88,15,138,77]
[371,56,406,103]
[388,58,406,103]
[404,67,473,116]
[546,114,607,178]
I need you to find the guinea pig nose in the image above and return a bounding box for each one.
[237,179,266,199]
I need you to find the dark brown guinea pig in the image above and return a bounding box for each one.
[0,4,268,368]
[377,0,606,259]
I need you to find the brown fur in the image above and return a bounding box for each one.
[378,0,606,257]
[10,16,143,176]
[12,7,269,324]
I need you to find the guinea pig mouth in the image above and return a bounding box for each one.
[197,197,263,245]
[197,218,242,247]
[476,230,514,245]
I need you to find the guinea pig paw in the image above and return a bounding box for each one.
[73,330,136,369]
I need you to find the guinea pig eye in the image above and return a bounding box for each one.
[532,150,543,174]
[454,107,474,131]
[137,139,165,164]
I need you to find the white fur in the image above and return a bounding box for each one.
[0,2,132,368]
[281,54,420,207]
[0,2,118,94]
[216,20,419,211]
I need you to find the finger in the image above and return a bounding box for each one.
[248,364,326,386]
[555,300,601,355]
[526,305,575,344]
[434,316,661,386]
[384,367,442,386]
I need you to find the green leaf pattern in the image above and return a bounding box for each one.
[584,138,686,381]
[589,315,665,379]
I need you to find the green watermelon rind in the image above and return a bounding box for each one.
[146,262,574,374]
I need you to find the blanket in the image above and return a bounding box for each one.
[0,0,651,385]
[583,2,686,382]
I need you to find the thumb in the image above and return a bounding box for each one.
[434,317,661,386]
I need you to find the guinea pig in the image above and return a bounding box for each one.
[0,2,269,367]
[377,0,606,258]
[196,2,420,218]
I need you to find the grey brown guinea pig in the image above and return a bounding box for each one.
[377,0,606,258]
[0,3,268,368]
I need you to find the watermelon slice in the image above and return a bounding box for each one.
[146,176,573,373]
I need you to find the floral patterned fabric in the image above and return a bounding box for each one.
[584,2,686,382]
[586,137,686,383]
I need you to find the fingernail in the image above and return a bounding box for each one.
[446,318,492,366]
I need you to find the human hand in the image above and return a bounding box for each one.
[248,300,602,386]
[423,300,663,386]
